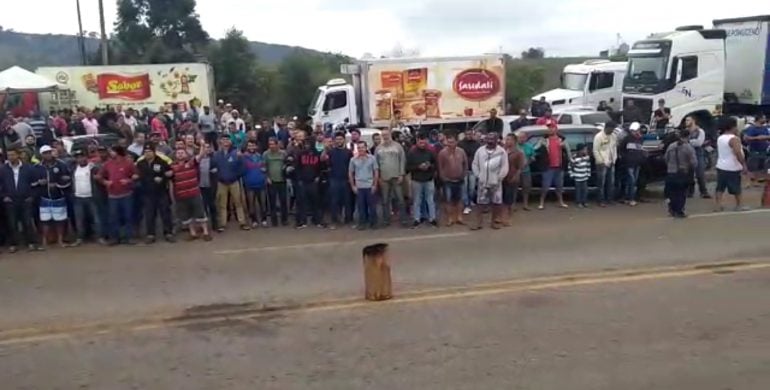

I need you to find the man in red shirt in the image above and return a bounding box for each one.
[98,145,138,245]
[535,109,555,126]
[171,149,212,241]
[537,123,571,210]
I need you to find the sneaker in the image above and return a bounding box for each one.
[581,203,590,209]
[316,224,327,229]
[411,221,421,229]
[463,207,472,215]
[164,234,176,243]
[296,224,307,229]
[429,220,438,227]
[8,246,18,253]
[125,239,137,246]
[145,236,156,245]
[577,204,584,209]
[98,238,109,246]
[202,234,213,242]
[216,227,225,233]
[240,225,251,231]
[70,239,84,247]
[251,221,259,228]
[629,200,638,207]
[261,221,269,227]
[701,193,712,199]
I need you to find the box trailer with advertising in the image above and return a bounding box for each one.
[622,15,770,131]
[309,55,506,130]
[35,63,215,112]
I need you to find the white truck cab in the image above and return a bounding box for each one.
[622,26,726,129]
[533,60,627,112]
[308,78,359,129]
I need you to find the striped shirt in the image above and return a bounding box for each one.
[171,160,200,200]
[27,117,48,140]
[570,155,591,182]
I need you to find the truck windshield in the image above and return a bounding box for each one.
[562,73,588,91]
[308,89,323,116]
[627,56,667,82]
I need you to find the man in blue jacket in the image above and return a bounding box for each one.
[1,148,43,252]
[325,131,354,228]
[37,145,72,248]
[210,134,248,232]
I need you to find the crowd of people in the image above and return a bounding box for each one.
[0,99,767,253]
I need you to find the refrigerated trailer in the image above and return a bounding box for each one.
[308,55,506,129]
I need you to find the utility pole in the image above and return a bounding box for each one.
[76,0,87,65]
[98,0,109,65]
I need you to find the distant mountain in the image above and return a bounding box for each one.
[0,30,338,70]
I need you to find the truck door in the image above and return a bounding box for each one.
[588,72,617,110]
[320,89,352,128]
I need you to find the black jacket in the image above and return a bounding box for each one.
[136,157,171,196]
[407,147,437,182]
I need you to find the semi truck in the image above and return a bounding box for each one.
[35,63,215,112]
[308,55,506,130]
[532,59,627,113]
[622,15,770,131]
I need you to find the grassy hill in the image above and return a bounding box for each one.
[511,56,593,91]
[0,30,337,70]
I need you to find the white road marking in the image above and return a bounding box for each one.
[687,208,770,219]
[214,232,471,255]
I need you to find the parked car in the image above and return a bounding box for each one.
[61,134,120,154]
[516,124,667,192]
[555,109,613,126]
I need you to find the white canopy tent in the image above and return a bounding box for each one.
[0,66,58,93]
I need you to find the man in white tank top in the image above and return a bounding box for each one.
[714,117,748,212]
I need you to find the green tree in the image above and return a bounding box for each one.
[505,61,545,111]
[112,0,210,64]
[209,28,268,113]
[521,47,545,60]
[276,50,349,116]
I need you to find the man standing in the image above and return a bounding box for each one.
[71,150,105,246]
[136,144,175,244]
[686,116,711,199]
[196,142,218,230]
[263,138,288,227]
[82,111,99,136]
[199,106,219,148]
[502,133,525,226]
[171,149,212,241]
[458,129,481,215]
[619,123,646,206]
[742,114,769,186]
[128,132,146,158]
[664,130,697,218]
[243,140,268,228]
[375,129,408,227]
[348,141,379,230]
[471,132,509,230]
[622,100,644,124]
[483,108,504,135]
[652,99,671,132]
[326,131,354,228]
[593,122,618,207]
[1,148,42,252]
[37,145,71,248]
[407,134,438,228]
[211,134,248,231]
[513,132,534,211]
[437,134,468,226]
[714,117,749,212]
[509,110,530,132]
[538,123,571,210]
[289,132,324,228]
[99,145,137,245]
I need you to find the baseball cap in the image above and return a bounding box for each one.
[39,145,53,154]
[629,122,641,131]
[73,149,85,157]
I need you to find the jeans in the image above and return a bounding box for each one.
[131,185,144,230]
[245,188,267,224]
[462,171,477,207]
[4,199,37,246]
[625,166,641,201]
[596,164,615,203]
[379,177,408,225]
[144,192,173,237]
[689,147,708,196]
[356,188,378,227]
[108,195,133,241]
[666,172,689,215]
[267,182,288,225]
[295,180,322,226]
[200,186,218,229]
[73,197,101,240]
[412,180,436,222]
[575,180,589,205]
[328,178,353,224]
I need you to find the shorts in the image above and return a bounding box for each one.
[541,168,564,191]
[39,197,67,222]
[477,184,503,205]
[715,169,742,195]
[176,195,208,225]
[747,152,768,173]
[502,182,516,206]
[443,181,463,203]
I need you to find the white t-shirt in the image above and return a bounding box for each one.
[716,134,743,172]
[74,164,94,198]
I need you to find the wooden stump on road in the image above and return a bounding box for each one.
[362,243,392,301]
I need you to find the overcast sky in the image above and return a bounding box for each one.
[0,1,764,58]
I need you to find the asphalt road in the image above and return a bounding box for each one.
[0,188,768,388]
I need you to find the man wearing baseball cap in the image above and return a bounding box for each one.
[38,144,72,248]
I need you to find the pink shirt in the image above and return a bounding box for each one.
[82,118,99,135]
